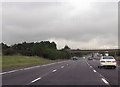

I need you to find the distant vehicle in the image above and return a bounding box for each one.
[93,57,100,60]
[105,53,109,56]
[100,54,103,56]
[73,56,78,60]
[83,57,85,59]
[88,57,94,60]
[98,56,117,69]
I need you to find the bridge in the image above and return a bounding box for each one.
[67,49,120,53]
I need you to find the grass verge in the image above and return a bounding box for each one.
[2,56,67,68]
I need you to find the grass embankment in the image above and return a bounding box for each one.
[2,56,67,68]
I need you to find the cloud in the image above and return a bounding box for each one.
[2,1,118,49]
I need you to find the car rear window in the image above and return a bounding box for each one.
[103,56,114,59]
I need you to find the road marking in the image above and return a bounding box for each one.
[90,66,92,68]
[86,60,110,85]
[1,66,41,75]
[0,70,19,75]
[2,60,70,75]
[19,69,24,70]
[85,59,110,85]
[93,70,97,72]
[42,63,56,66]
[86,61,90,66]
[31,77,41,83]
[23,66,40,70]
[61,66,64,68]
[1,61,68,75]
[57,62,62,64]
[67,64,68,66]
[52,69,57,72]
[101,78,109,85]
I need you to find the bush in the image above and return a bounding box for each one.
[42,48,71,60]
[2,41,71,60]
[3,48,16,55]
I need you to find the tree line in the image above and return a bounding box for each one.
[1,41,72,60]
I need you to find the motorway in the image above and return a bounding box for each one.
[2,57,119,86]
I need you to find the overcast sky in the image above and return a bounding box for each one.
[2,1,118,49]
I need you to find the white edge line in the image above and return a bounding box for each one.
[2,60,68,75]
[1,70,19,75]
[1,66,41,75]
[1,61,64,75]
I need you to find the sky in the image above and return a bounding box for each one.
[2,0,118,49]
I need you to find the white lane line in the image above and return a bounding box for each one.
[57,62,62,64]
[52,69,57,72]
[2,60,70,75]
[0,70,19,75]
[31,77,41,83]
[61,66,64,68]
[67,64,68,66]
[1,61,67,75]
[24,66,40,70]
[85,60,110,85]
[42,63,56,66]
[85,61,89,66]
[86,62,92,68]
[1,66,41,75]
[93,70,97,72]
[101,78,109,85]
[90,66,92,68]
[19,69,24,70]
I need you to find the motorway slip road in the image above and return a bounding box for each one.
[2,57,119,86]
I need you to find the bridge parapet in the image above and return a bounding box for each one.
[67,49,120,53]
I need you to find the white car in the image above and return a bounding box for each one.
[98,56,117,69]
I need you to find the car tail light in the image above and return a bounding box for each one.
[112,61,116,63]
[101,61,105,63]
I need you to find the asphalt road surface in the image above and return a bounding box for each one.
[2,57,119,86]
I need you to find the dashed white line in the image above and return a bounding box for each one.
[90,66,92,68]
[86,61,90,66]
[101,78,109,85]
[61,66,64,68]
[93,70,97,72]
[1,61,68,75]
[85,60,110,85]
[52,69,57,72]
[31,77,41,83]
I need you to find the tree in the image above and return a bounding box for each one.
[63,45,70,50]
[2,41,71,60]
[1,43,9,49]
